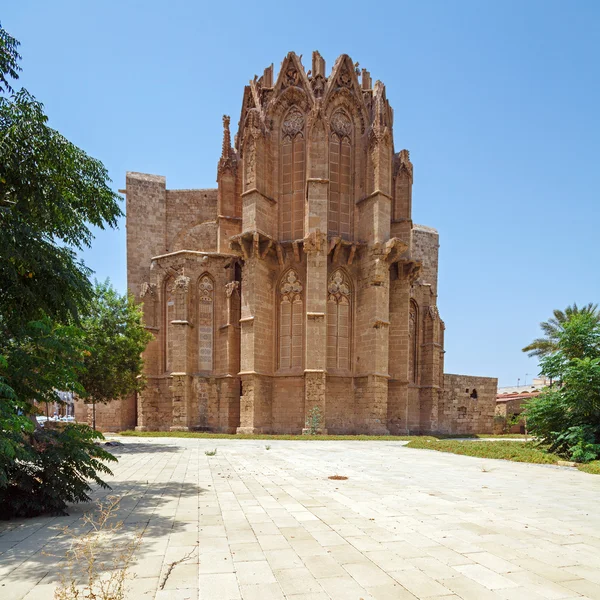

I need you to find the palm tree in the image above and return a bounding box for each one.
[522,303,600,358]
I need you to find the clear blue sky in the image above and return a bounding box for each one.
[4,0,599,386]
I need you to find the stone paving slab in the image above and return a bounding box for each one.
[1,437,600,599]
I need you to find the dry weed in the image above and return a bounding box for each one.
[54,496,144,600]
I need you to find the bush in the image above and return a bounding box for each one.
[525,312,600,463]
[0,424,116,519]
[304,406,322,435]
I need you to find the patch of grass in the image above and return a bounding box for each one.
[117,431,529,442]
[578,460,600,475]
[476,433,530,439]
[204,449,217,456]
[406,439,561,464]
[265,445,271,450]
[119,431,420,441]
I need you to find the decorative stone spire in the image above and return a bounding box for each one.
[218,115,236,175]
[222,115,231,159]
[399,149,413,180]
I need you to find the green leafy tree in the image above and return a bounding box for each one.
[525,311,600,462]
[0,19,120,417]
[0,23,20,94]
[79,281,152,429]
[522,303,599,358]
[0,23,122,515]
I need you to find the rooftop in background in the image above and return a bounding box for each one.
[497,376,551,396]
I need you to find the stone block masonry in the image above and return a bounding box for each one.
[83,51,497,434]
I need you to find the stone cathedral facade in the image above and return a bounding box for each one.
[88,52,497,434]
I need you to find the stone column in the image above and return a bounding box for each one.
[419,304,443,433]
[354,250,391,434]
[303,230,328,433]
[387,264,410,433]
[219,280,241,433]
[302,120,329,433]
[237,255,273,433]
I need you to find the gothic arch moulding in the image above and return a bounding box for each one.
[328,109,353,239]
[162,276,175,373]
[197,274,215,372]
[278,269,304,371]
[279,106,305,241]
[327,269,352,371]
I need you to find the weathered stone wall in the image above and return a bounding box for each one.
[125,172,166,298]
[439,374,498,435]
[325,376,355,433]
[166,189,218,252]
[412,225,439,296]
[74,395,136,432]
[272,376,304,433]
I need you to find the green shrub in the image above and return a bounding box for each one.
[555,425,600,463]
[525,312,600,463]
[305,406,322,435]
[0,424,116,519]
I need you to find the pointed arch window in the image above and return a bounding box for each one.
[329,111,353,239]
[198,275,214,372]
[409,300,419,383]
[327,270,352,371]
[163,278,175,372]
[280,107,305,241]
[278,270,303,370]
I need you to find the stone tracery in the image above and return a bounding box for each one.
[279,270,303,370]
[328,110,353,239]
[327,270,351,371]
[280,107,305,241]
[197,275,214,372]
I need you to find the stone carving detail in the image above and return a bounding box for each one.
[198,275,214,372]
[280,270,303,301]
[218,115,236,175]
[282,107,304,140]
[284,66,300,88]
[399,148,413,179]
[303,230,322,254]
[328,270,351,301]
[311,74,325,97]
[225,280,240,297]
[172,274,190,293]
[199,275,214,300]
[330,111,352,139]
[140,282,157,298]
[244,138,256,187]
[338,65,353,88]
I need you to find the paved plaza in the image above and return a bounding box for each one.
[1,437,600,600]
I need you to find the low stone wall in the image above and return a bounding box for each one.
[74,395,136,432]
[438,374,498,435]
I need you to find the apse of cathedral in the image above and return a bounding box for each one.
[91,52,497,435]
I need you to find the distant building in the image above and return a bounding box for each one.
[495,379,548,433]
